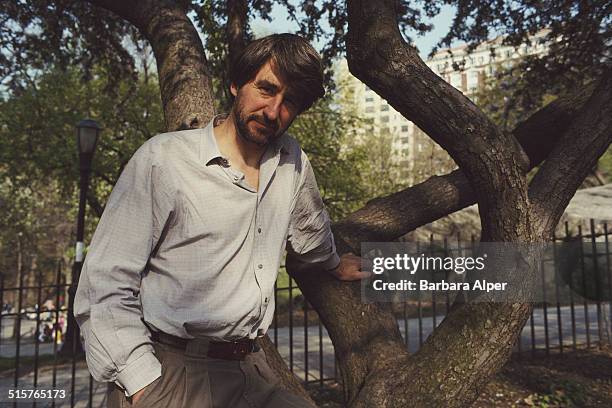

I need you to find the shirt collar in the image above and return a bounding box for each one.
[200,117,225,166]
[200,115,289,166]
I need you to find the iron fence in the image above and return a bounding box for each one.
[0,220,610,406]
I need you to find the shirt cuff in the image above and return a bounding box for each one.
[115,351,161,396]
[321,252,341,271]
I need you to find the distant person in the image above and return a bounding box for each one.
[75,34,368,408]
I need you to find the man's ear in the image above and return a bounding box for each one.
[230,83,238,97]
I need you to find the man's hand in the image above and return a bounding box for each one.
[328,253,372,281]
[130,387,148,405]
[129,378,158,405]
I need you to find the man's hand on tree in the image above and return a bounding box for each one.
[328,253,372,281]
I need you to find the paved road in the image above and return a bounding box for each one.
[0,304,609,407]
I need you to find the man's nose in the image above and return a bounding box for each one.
[263,95,283,121]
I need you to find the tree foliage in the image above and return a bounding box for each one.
[0,64,164,286]
[475,56,612,183]
[289,99,370,220]
[0,0,144,94]
[440,0,611,119]
[0,65,165,205]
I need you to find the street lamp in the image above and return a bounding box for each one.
[61,119,101,356]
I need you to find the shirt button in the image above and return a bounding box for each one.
[264,297,269,303]
[258,264,263,269]
[257,227,262,233]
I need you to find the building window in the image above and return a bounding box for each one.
[451,73,461,88]
[365,96,374,102]
[365,106,375,113]
[401,125,409,132]
[381,104,389,111]
[478,56,484,65]
[401,137,409,144]
[381,116,389,123]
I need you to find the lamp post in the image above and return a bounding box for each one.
[61,119,100,356]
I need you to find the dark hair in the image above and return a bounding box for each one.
[229,33,325,111]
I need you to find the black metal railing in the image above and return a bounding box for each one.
[0,220,610,406]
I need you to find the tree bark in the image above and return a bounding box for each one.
[226,0,248,65]
[529,70,612,236]
[88,0,215,130]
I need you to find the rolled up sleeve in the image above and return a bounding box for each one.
[287,152,340,271]
[74,140,173,396]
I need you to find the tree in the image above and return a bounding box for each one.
[289,100,371,220]
[0,178,72,305]
[3,1,610,407]
[476,59,612,186]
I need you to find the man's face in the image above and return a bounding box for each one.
[231,61,301,147]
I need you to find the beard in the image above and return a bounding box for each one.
[233,96,285,147]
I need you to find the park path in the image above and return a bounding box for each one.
[0,304,609,407]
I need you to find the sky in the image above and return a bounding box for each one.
[251,4,459,59]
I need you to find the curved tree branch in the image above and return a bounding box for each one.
[335,82,597,250]
[88,0,215,130]
[345,0,532,242]
[529,70,612,236]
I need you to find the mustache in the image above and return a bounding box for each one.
[248,114,278,131]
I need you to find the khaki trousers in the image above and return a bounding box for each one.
[107,340,315,408]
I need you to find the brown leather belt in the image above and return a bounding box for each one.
[151,331,259,360]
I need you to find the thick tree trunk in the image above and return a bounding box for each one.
[89,0,215,130]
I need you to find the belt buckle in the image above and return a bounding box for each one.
[232,341,250,359]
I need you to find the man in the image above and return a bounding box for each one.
[74,33,367,408]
